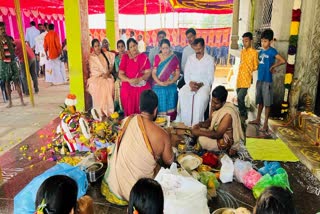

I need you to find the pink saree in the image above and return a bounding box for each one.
[120,53,151,116]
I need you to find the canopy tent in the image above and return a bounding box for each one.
[1,0,233,15]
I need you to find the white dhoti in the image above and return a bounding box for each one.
[177,85,210,126]
[46,57,66,84]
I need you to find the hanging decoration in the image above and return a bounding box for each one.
[281,0,302,116]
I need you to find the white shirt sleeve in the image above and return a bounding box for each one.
[206,56,214,87]
[181,47,188,72]
[184,56,192,85]
[25,28,30,43]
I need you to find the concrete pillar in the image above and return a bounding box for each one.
[230,0,240,49]
[64,0,90,111]
[238,0,252,37]
[105,0,119,50]
[295,0,320,111]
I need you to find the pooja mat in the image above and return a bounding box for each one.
[246,138,299,162]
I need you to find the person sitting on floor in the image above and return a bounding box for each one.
[191,85,244,156]
[35,175,94,214]
[128,178,164,214]
[101,90,174,205]
[254,186,296,214]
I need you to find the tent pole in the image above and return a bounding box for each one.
[177,12,180,44]
[250,0,255,32]
[159,0,162,29]
[164,0,166,28]
[144,0,147,40]
[105,0,118,50]
[14,0,34,107]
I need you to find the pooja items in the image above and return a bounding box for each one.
[94,148,108,164]
[199,171,220,199]
[202,152,219,168]
[177,153,202,171]
[212,207,251,214]
[155,116,167,126]
[86,162,105,183]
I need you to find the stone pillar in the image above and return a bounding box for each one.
[295,0,320,112]
[230,0,240,49]
[105,0,119,50]
[64,0,90,111]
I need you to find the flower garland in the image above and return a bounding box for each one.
[281,0,302,115]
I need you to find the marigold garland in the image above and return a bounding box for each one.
[281,0,302,115]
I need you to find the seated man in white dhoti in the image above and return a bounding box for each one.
[191,86,244,156]
[101,90,174,205]
[177,38,214,126]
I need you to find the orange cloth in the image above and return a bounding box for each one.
[44,30,62,60]
[236,47,258,88]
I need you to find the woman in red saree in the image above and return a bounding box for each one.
[87,39,114,116]
[119,38,151,116]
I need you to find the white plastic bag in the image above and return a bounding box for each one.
[155,166,210,214]
[234,159,252,183]
[220,155,234,183]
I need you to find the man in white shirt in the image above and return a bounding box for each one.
[130,31,135,39]
[181,28,196,73]
[120,29,127,48]
[25,21,40,50]
[178,28,198,89]
[148,30,166,67]
[34,23,48,76]
[137,35,146,53]
[177,38,215,126]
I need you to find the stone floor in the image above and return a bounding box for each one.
[0,77,69,156]
[1,71,320,214]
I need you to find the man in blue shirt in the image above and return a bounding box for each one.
[249,29,285,132]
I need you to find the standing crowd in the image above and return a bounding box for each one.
[0,21,67,108]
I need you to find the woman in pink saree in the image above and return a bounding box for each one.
[119,38,151,116]
[87,39,115,116]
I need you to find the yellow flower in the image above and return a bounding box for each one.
[110,112,119,119]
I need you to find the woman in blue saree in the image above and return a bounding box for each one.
[152,39,180,120]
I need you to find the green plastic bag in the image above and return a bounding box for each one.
[252,168,292,199]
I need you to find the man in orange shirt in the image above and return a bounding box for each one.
[43,24,66,84]
[236,32,258,122]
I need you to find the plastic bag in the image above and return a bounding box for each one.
[272,168,292,193]
[14,163,88,214]
[234,159,252,183]
[252,174,273,199]
[219,154,234,183]
[252,168,292,199]
[155,167,210,214]
[243,169,262,189]
[258,161,281,176]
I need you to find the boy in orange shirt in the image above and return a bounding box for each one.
[236,32,258,122]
